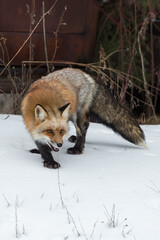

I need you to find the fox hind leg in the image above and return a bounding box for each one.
[68,135,77,143]
[67,113,89,154]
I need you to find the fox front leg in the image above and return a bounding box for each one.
[35,141,61,169]
[30,148,40,154]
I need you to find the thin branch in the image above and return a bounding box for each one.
[137,24,158,122]
[79,218,88,240]
[120,0,138,103]
[90,218,99,239]
[15,196,20,238]
[56,154,80,237]
[51,6,67,62]
[57,166,65,209]
[42,1,50,73]
[2,193,11,207]
[28,0,36,82]
[119,0,124,73]
[0,0,59,76]
[147,0,155,97]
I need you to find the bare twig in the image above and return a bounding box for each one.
[137,23,158,122]
[42,1,50,73]
[79,218,88,240]
[0,38,19,96]
[66,207,80,237]
[2,193,11,207]
[28,0,36,82]
[57,166,65,209]
[51,6,67,62]
[56,153,80,237]
[40,192,45,199]
[90,218,99,239]
[15,196,20,238]
[119,0,124,73]
[104,204,119,228]
[0,0,59,76]
[147,180,160,193]
[147,0,155,98]
[154,71,160,108]
[120,0,138,103]
[22,224,26,235]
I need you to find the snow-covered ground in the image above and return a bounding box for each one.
[0,114,160,240]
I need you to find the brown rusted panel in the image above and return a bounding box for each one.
[83,0,100,62]
[0,0,88,33]
[0,79,18,93]
[0,0,99,65]
[0,0,31,32]
[1,32,85,64]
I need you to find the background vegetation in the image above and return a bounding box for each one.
[0,0,160,124]
[94,0,160,123]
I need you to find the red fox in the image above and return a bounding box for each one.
[21,68,146,169]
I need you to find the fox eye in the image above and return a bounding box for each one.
[46,129,54,134]
[60,129,64,135]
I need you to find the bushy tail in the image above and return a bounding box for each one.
[90,82,146,147]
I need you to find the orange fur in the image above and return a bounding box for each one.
[21,78,77,141]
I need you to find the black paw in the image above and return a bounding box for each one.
[68,135,77,143]
[43,161,61,169]
[67,147,83,154]
[30,149,40,154]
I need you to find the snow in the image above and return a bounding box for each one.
[0,114,160,240]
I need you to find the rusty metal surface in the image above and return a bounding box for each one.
[0,0,99,65]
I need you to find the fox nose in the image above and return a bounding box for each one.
[57,143,62,148]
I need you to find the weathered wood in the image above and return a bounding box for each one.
[0,0,99,65]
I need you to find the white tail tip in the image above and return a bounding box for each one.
[138,140,148,149]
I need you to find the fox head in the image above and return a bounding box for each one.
[32,103,70,152]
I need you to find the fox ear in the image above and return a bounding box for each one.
[59,103,70,118]
[35,104,48,122]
